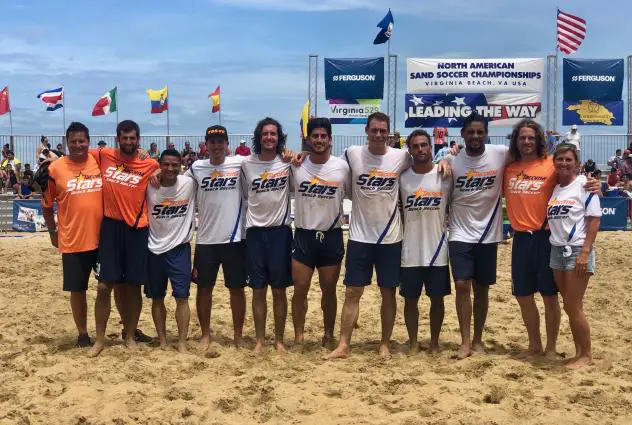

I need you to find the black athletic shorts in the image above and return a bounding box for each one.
[292,228,344,269]
[193,242,247,289]
[97,217,149,285]
[246,226,293,289]
[400,266,451,299]
[448,241,498,286]
[62,249,98,292]
[511,231,557,297]
[344,240,402,288]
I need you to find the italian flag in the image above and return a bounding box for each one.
[91,87,117,116]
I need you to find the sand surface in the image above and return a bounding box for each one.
[1,232,632,425]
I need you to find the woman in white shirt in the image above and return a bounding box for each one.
[547,144,601,370]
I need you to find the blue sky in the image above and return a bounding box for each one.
[0,0,629,149]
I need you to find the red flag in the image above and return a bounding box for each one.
[0,86,10,116]
[209,86,220,113]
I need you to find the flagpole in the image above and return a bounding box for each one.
[62,87,67,150]
[166,85,171,141]
[115,86,119,125]
[9,110,14,151]
[553,6,559,133]
[387,39,391,130]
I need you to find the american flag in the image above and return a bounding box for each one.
[557,9,586,55]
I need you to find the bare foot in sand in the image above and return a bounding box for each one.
[275,341,287,353]
[408,342,420,355]
[177,342,188,354]
[321,333,334,348]
[233,336,243,349]
[378,343,392,359]
[427,343,442,355]
[87,341,105,358]
[124,337,138,350]
[517,347,543,359]
[567,356,591,370]
[543,349,557,360]
[455,344,472,360]
[253,341,264,354]
[471,341,485,354]
[325,345,349,360]
[198,335,211,352]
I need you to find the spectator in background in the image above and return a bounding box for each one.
[1,150,21,177]
[97,140,107,148]
[23,163,33,181]
[388,131,402,149]
[185,151,198,169]
[564,125,581,152]
[56,143,65,154]
[433,140,456,164]
[38,148,59,166]
[433,126,448,155]
[607,167,620,187]
[181,141,193,158]
[198,141,208,159]
[167,141,176,151]
[148,142,160,160]
[608,149,624,170]
[621,151,632,179]
[235,139,251,156]
[582,159,596,175]
[2,143,9,160]
[546,130,558,154]
[7,165,19,194]
[18,174,32,199]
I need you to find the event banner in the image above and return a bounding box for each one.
[12,199,55,232]
[404,93,541,128]
[407,58,544,93]
[599,196,628,231]
[563,99,624,126]
[324,57,384,100]
[328,99,381,124]
[563,59,624,101]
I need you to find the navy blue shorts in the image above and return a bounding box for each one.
[145,243,192,299]
[400,266,451,299]
[62,249,98,292]
[448,241,497,286]
[512,231,557,297]
[343,240,401,288]
[193,242,247,289]
[97,217,149,285]
[246,226,293,289]
[292,228,344,269]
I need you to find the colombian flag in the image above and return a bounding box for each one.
[300,99,310,140]
[146,86,168,114]
[209,86,220,113]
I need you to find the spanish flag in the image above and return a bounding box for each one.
[209,86,220,113]
[300,99,310,140]
[146,86,168,114]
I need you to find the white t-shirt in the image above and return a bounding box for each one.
[448,144,508,244]
[291,156,350,231]
[399,165,452,267]
[186,156,246,245]
[345,145,411,244]
[564,131,581,149]
[241,155,291,228]
[547,175,601,247]
[147,175,196,255]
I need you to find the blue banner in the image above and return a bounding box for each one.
[324,57,384,100]
[599,197,628,231]
[563,59,624,101]
[12,199,55,232]
[563,99,624,126]
[404,92,541,128]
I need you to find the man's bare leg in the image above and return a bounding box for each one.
[516,295,543,355]
[542,294,561,359]
[252,287,267,353]
[88,282,113,357]
[472,282,489,353]
[272,287,288,352]
[114,284,125,326]
[454,280,472,359]
[326,286,364,359]
[317,264,341,347]
[379,287,397,359]
[70,291,88,336]
[403,297,420,355]
[151,298,168,349]
[291,259,313,345]
[121,285,142,349]
[175,298,190,353]
[428,296,445,354]
[228,288,246,348]
[196,287,213,351]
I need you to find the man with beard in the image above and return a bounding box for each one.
[290,117,350,347]
[88,120,159,357]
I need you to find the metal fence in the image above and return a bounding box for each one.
[2,133,631,169]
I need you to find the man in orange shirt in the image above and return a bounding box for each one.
[89,120,159,357]
[42,122,103,348]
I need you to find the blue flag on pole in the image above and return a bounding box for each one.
[373,9,394,44]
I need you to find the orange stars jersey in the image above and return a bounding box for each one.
[503,156,557,232]
[42,156,103,253]
[91,148,159,228]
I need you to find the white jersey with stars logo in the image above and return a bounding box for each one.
[291,156,350,231]
[399,165,452,267]
[186,156,246,245]
[241,155,292,228]
[448,144,509,244]
[345,145,411,244]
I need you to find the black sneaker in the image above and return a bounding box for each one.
[76,333,92,348]
[121,329,153,343]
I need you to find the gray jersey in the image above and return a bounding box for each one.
[241,155,291,228]
[345,145,410,244]
[291,156,350,231]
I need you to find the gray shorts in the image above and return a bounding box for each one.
[549,245,595,273]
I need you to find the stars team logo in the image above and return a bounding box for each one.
[103,163,143,186]
[66,171,102,193]
[506,170,547,193]
[200,168,239,191]
[547,198,576,219]
[298,176,340,197]
[455,168,497,191]
[152,198,189,219]
[357,167,398,191]
[251,168,288,192]
[404,186,443,210]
